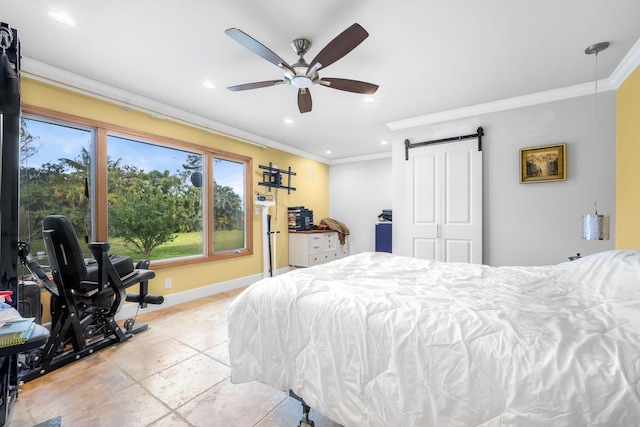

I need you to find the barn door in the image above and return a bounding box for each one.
[395,138,482,263]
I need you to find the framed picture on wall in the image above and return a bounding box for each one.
[520,144,567,183]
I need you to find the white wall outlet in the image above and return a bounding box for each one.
[255,207,260,215]
[164,278,172,289]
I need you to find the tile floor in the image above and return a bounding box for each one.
[11,289,342,427]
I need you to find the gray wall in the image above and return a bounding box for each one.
[329,92,616,266]
[329,157,393,255]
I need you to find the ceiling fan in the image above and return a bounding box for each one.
[225,23,379,113]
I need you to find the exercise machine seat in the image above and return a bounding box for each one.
[18,215,164,382]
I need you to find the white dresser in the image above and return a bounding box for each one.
[288,231,348,267]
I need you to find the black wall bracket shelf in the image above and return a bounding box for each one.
[258,163,296,194]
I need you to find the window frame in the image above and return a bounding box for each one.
[210,153,251,255]
[22,104,253,268]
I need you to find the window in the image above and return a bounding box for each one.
[19,116,94,259]
[107,134,204,261]
[19,107,253,266]
[213,157,246,252]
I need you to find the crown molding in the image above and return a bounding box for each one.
[610,37,640,88]
[386,37,640,131]
[20,57,330,164]
[329,150,391,165]
[386,81,610,131]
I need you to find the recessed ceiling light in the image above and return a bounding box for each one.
[284,118,294,124]
[364,97,375,103]
[325,150,332,154]
[47,10,75,26]
[381,140,389,145]
[203,80,216,89]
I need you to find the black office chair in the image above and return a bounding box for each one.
[18,215,164,381]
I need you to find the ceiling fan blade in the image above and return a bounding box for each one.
[298,88,312,113]
[225,28,295,74]
[319,78,379,94]
[308,23,369,72]
[227,80,284,91]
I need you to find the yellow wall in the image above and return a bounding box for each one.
[21,78,329,297]
[616,65,640,248]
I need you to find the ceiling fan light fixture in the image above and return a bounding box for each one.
[291,76,313,89]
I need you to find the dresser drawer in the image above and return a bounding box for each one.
[306,234,325,253]
[307,250,337,266]
[325,233,337,250]
[336,245,349,258]
[326,250,342,262]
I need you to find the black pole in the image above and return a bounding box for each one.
[0,113,20,297]
[0,21,21,427]
[0,22,21,304]
[266,213,273,277]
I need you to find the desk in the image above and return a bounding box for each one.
[0,324,49,426]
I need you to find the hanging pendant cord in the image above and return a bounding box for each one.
[593,50,599,216]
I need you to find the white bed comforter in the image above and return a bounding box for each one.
[228,250,640,426]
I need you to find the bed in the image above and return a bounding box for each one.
[228,250,640,426]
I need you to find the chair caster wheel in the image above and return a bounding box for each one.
[124,318,135,331]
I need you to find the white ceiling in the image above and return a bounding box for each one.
[2,0,640,162]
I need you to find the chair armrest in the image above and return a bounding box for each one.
[77,280,100,297]
[121,269,156,288]
[88,242,111,252]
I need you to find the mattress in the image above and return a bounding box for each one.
[228,250,640,426]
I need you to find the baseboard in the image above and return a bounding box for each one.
[115,266,292,321]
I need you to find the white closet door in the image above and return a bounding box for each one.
[395,138,482,263]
